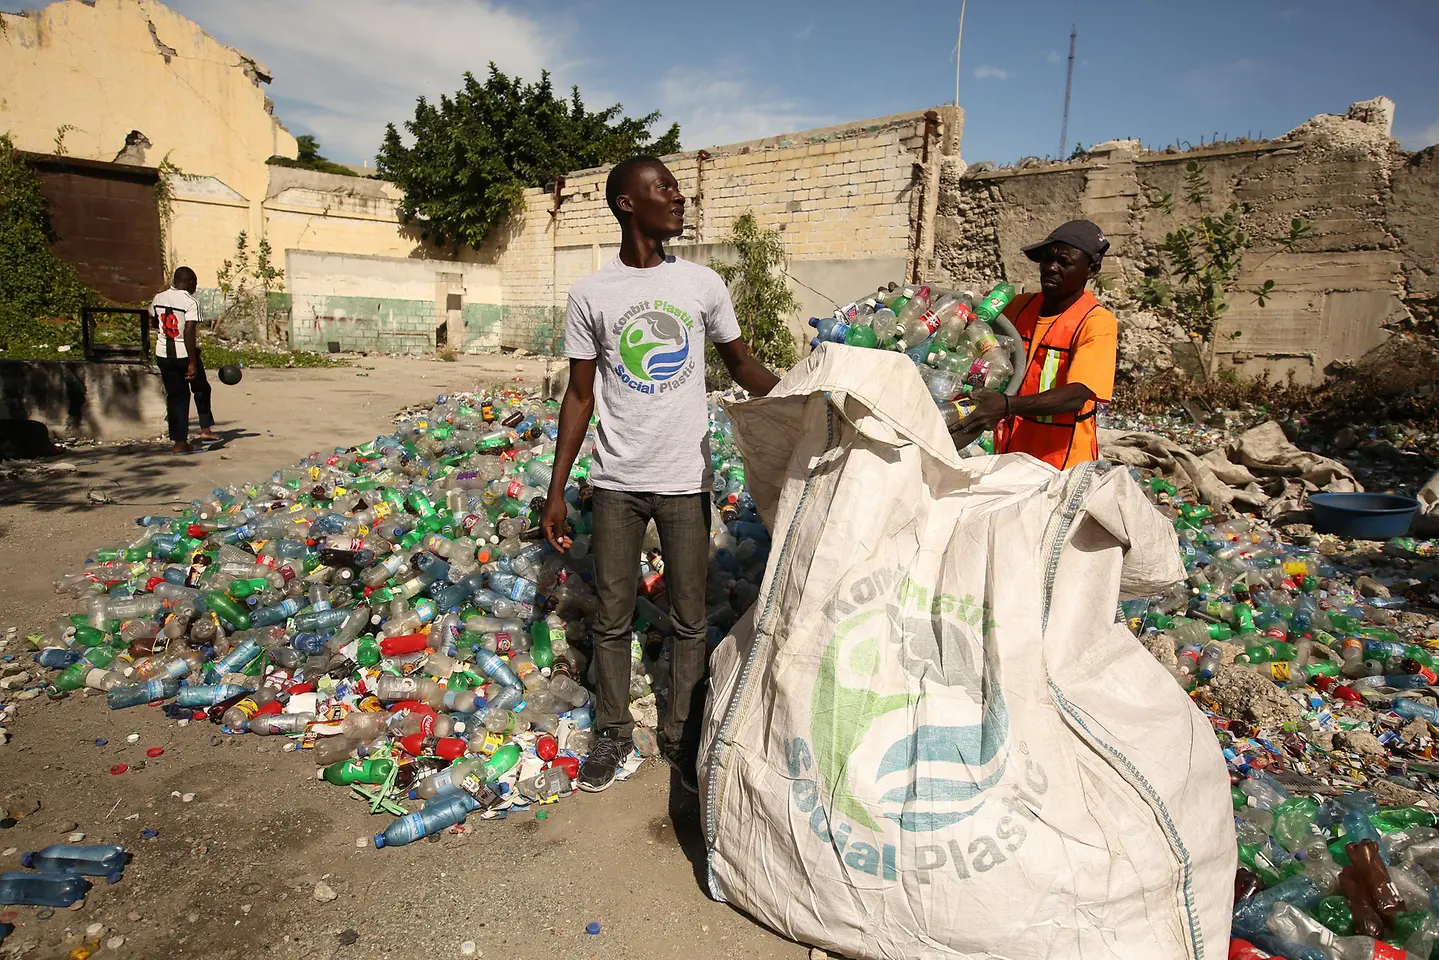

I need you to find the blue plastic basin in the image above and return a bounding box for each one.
[1308,492,1419,539]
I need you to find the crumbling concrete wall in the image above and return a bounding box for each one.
[934,98,1439,384]
[482,107,961,355]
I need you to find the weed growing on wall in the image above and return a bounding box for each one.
[1132,159,1311,380]
[0,133,89,349]
[215,231,284,341]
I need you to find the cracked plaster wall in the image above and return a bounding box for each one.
[935,98,1439,384]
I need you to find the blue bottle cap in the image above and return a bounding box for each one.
[585,922,600,935]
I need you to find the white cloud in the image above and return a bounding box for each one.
[1046,50,1063,64]
[1399,118,1439,151]
[165,0,573,164]
[655,63,835,149]
[795,22,815,41]
[974,65,1009,81]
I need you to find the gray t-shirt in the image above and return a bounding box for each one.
[564,256,741,494]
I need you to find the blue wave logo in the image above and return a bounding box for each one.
[619,310,690,383]
[813,598,1009,834]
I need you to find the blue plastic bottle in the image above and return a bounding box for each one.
[472,649,521,689]
[22,844,129,880]
[373,792,479,848]
[175,683,246,707]
[106,677,180,709]
[204,638,264,681]
[0,871,91,907]
[488,572,538,603]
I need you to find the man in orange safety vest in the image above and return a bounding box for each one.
[953,220,1117,470]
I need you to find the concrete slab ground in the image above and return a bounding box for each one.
[0,355,802,960]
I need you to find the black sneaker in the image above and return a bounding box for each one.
[577,730,630,793]
[659,735,700,795]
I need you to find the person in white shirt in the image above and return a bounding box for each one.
[151,266,218,452]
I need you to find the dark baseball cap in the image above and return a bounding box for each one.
[1022,220,1110,263]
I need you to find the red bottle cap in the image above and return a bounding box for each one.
[110,764,128,775]
[146,747,164,758]
[536,734,558,762]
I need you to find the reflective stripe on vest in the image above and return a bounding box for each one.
[1034,348,1065,423]
[1014,291,1100,424]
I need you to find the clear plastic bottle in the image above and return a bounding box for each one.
[21,844,129,879]
[373,792,479,848]
[0,871,91,907]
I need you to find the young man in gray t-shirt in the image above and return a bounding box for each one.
[542,156,780,794]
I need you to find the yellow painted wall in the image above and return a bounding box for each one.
[0,0,296,251]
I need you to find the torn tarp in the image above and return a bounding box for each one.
[1100,420,1362,516]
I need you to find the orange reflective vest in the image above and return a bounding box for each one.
[995,291,1102,470]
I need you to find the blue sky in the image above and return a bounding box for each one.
[8,0,1439,164]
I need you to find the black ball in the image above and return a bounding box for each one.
[218,364,243,385]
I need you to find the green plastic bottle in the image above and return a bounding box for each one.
[1313,896,1353,936]
[321,757,394,786]
[228,577,269,599]
[530,622,554,672]
[1370,806,1439,831]
[71,625,109,648]
[483,743,521,782]
[202,591,252,631]
[1272,797,1319,852]
[355,636,380,668]
[974,282,1015,323]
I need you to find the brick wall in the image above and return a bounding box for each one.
[482,106,960,355]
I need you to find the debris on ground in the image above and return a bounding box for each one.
[16,388,765,851]
[1126,469,1439,958]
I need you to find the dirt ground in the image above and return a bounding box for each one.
[0,355,802,960]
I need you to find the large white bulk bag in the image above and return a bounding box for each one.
[701,343,1234,960]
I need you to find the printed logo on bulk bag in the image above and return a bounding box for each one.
[784,567,1050,883]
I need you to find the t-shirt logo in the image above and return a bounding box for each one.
[618,310,690,383]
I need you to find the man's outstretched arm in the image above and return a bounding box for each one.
[714,339,780,397]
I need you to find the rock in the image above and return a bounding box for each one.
[1354,575,1391,598]
[313,881,338,903]
[338,929,359,946]
[1139,631,1177,667]
[1333,426,1360,451]
[1425,621,1439,640]
[5,796,40,819]
[12,688,40,701]
[1333,730,1387,757]
[57,821,77,833]
[1209,667,1305,726]
[127,911,142,922]
[1371,778,1433,807]
[811,949,830,960]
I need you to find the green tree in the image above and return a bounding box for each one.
[0,133,88,335]
[710,212,799,376]
[267,135,359,177]
[375,64,681,248]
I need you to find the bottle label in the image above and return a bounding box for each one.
[965,360,992,387]
[494,633,514,654]
[916,309,940,335]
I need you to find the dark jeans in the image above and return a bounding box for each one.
[590,487,710,745]
[156,352,213,443]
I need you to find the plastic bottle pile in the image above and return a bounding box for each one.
[22,390,768,854]
[1127,473,1439,959]
[808,280,1020,455]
